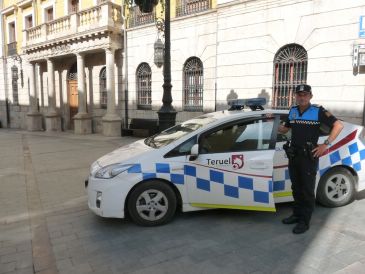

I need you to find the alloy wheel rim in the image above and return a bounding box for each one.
[135,189,168,221]
[325,174,351,202]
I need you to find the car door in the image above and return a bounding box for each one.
[272,114,294,202]
[185,116,277,212]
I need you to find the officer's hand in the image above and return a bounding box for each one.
[312,144,328,157]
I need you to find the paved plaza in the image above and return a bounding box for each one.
[1,129,365,274]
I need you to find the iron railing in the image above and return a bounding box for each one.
[176,0,211,17]
[128,6,155,28]
[7,42,17,56]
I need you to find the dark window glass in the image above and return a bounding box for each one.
[277,114,291,142]
[165,137,197,158]
[200,118,275,154]
[145,114,217,149]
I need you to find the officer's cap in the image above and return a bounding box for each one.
[295,84,312,93]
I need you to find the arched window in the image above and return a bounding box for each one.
[183,57,203,111]
[272,44,308,109]
[99,67,107,109]
[136,63,152,109]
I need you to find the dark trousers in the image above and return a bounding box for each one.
[288,155,319,225]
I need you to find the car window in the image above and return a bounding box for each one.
[164,137,197,158]
[145,115,216,148]
[277,114,291,142]
[200,118,274,153]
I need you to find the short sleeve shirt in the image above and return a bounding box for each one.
[284,104,337,147]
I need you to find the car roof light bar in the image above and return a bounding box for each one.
[228,98,266,111]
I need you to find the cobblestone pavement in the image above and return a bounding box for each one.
[1,129,365,274]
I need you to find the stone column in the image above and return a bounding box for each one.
[102,48,121,136]
[74,53,92,134]
[26,61,42,131]
[45,58,61,131]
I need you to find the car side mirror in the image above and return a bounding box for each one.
[189,144,199,161]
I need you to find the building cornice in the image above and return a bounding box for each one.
[1,5,16,16]
[17,0,33,9]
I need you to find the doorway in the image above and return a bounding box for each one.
[68,63,78,129]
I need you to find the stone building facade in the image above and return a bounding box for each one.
[0,0,124,135]
[127,0,365,125]
[1,0,365,135]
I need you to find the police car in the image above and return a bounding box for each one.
[86,98,365,226]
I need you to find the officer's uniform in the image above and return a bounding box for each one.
[284,89,337,229]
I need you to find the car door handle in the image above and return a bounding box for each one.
[249,161,268,169]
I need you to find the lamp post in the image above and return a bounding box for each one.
[136,0,176,131]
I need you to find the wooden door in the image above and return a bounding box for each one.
[68,80,78,128]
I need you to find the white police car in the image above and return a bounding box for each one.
[86,98,365,226]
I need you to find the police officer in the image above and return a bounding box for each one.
[278,84,343,234]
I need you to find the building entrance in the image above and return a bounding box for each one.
[68,80,78,129]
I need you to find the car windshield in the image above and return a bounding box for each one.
[144,115,217,148]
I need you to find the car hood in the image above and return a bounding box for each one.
[96,139,153,167]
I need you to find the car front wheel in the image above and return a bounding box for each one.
[127,180,177,226]
[316,167,355,207]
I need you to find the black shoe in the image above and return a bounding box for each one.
[282,215,299,224]
[292,221,309,234]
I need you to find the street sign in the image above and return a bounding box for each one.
[360,16,365,38]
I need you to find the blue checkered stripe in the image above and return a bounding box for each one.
[272,141,365,192]
[273,167,291,192]
[184,165,273,204]
[127,163,273,205]
[318,141,365,176]
[127,163,185,185]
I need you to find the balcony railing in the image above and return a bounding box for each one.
[7,42,17,56]
[128,6,155,28]
[24,1,122,47]
[176,0,211,17]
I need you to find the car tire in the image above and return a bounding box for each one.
[127,180,177,226]
[316,167,355,207]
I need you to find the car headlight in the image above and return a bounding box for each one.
[95,164,134,179]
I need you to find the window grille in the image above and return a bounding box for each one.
[100,67,107,109]
[272,44,307,109]
[136,63,152,109]
[68,63,77,80]
[176,0,211,17]
[128,6,155,28]
[183,57,203,111]
[11,66,19,105]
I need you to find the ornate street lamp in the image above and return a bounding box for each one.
[154,38,164,68]
[135,0,176,131]
[12,54,24,88]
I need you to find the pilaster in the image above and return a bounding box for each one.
[74,53,92,134]
[102,48,121,136]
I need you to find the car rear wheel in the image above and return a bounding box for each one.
[316,167,355,207]
[127,180,177,226]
